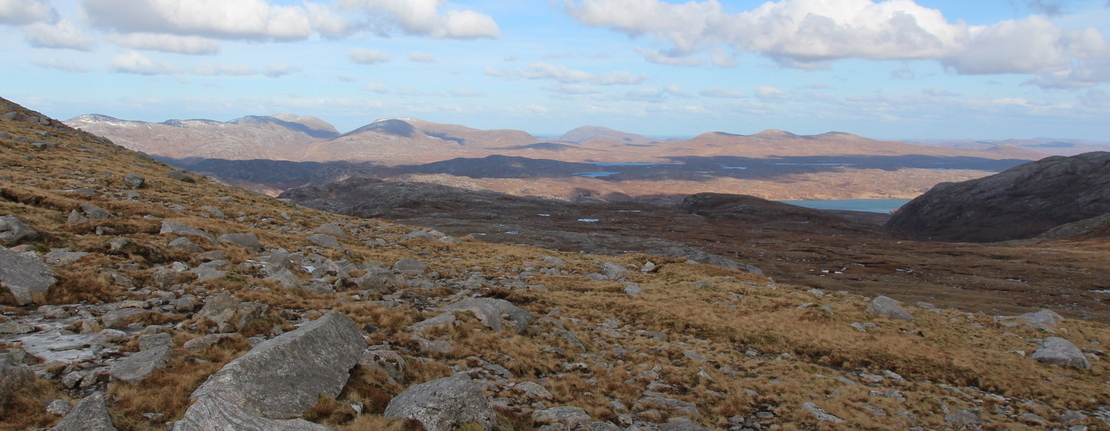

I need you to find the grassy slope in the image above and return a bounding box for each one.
[1,98,1107,430]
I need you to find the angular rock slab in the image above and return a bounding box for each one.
[49,392,118,431]
[0,247,57,305]
[0,215,37,243]
[161,221,220,246]
[1031,337,1091,369]
[443,298,534,334]
[109,345,172,384]
[217,233,263,252]
[384,373,495,431]
[191,311,365,419]
[866,296,914,321]
[174,393,333,431]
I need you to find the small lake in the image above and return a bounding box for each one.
[779,199,911,214]
[573,171,620,178]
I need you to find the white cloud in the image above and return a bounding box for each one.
[710,48,736,67]
[922,87,960,97]
[338,0,499,39]
[664,83,690,97]
[363,82,389,93]
[546,84,602,94]
[0,0,54,25]
[699,87,746,98]
[754,85,788,100]
[24,19,94,50]
[487,62,646,86]
[350,48,391,65]
[109,51,179,75]
[265,63,299,78]
[106,33,220,55]
[33,58,93,72]
[560,0,1110,87]
[635,47,703,67]
[408,51,438,63]
[83,0,351,41]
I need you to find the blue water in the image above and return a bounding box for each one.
[779,199,911,214]
[574,171,620,178]
[592,162,683,167]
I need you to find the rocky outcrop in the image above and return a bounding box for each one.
[0,247,57,305]
[887,152,1110,242]
[384,373,496,431]
[49,392,117,431]
[1031,337,1090,369]
[189,311,365,419]
[174,393,333,431]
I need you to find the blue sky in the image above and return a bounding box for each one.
[1,0,1109,140]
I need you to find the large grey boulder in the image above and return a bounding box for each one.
[123,173,145,189]
[0,362,34,401]
[532,406,592,425]
[174,393,333,431]
[866,296,914,321]
[109,346,173,384]
[161,222,220,246]
[995,309,1064,333]
[443,298,534,333]
[0,215,37,243]
[384,373,495,431]
[0,247,57,305]
[218,233,263,252]
[1031,337,1091,369]
[599,261,631,279]
[190,311,366,419]
[49,392,117,431]
[306,234,345,251]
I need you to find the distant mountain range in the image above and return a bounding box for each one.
[65,114,1072,166]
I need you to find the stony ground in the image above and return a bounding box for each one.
[2,98,1109,431]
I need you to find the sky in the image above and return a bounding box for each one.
[1,0,1109,140]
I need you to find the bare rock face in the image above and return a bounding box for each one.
[189,311,365,419]
[49,392,118,431]
[887,152,1110,242]
[0,247,57,305]
[173,393,333,431]
[384,373,496,431]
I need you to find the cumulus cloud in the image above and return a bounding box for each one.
[560,0,1110,87]
[0,0,54,25]
[408,51,438,63]
[923,87,961,97]
[754,85,788,100]
[106,33,220,55]
[24,18,94,50]
[109,51,179,75]
[700,87,746,98]
[664,83,691,97]
[83,0,351,41]
[265,63,299,77]
[338,0,499,39]
[486,62,646,85]
[350,48,391,64]
[636,47,704,67]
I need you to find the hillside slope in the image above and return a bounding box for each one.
[3,97,1107,431]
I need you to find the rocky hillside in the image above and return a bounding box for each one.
[887,152,1110,242]
[3,97,1109,431]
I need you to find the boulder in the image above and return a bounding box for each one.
[0,215,37,243]
[169,237,204,253]
[49,392,117,431]
[599,261,631,279]
[190,311,365,419]
[1031,337,1091,369]
[123,174,145,189]
[167,171,197,183]
[218,233,263,252]
[408,313,457,333]
[196,294,270,332]
[79,204,112,220]
[109,346,173,384]
[161,222,220,246]
[443,297,534,333]
[0,362,34,402]
[532,406,592,425]
[174,393,333,431]
[802,402,845,424]
[384,373,495,431]
[392,258,429,273]
[306,234,344,251]
[866,296,914,321]
[313,223,348,239]
[0,247,56,305]
[995,309,1064,333]
[101,308,151,328]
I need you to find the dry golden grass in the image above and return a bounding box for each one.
[0,377,68,431]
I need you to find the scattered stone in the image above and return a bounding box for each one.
[0,215,38,243]
[532,406,592,425]
[46,399,73,416]
[944,409,983,427]
[0,247,57,305]
[169,237,203,253]
[313,223,348,239]
[384,373,496,431]
[1031,337,1091,369]
[600,261,631,279]
[443,297,535,333]
[109,345,173,384]
[123,173,145,189]
[173,393,332,431]
[623,281,644,296]
[515,381,554,400]
[866,296,915,321]
[166,170,197,183]
[161,222,220,246]
[45,248,90,265]
[408,313,457,333]
[306,234,344,251]
[101,308,150,328]
[49,392,117,431]
[393,258,429,273]
[995,309,1065,333]
[190,311,366,419]
[218,233,263,252]
[138,332,174,350]
[802,402,845,424]
[639,396,700,418]
[0,362,35,402]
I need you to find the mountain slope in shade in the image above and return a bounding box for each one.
[67,114,334,161]
[556,125,661,145]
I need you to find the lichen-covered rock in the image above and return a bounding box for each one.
[384,373,495,431]
[0,247,56,305]
[49,392,117,431]
[866,296,914,321]
[174,393,333,431]
[1031,337,1091,369]
[109,346,173,384]
[190,311,365,419]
